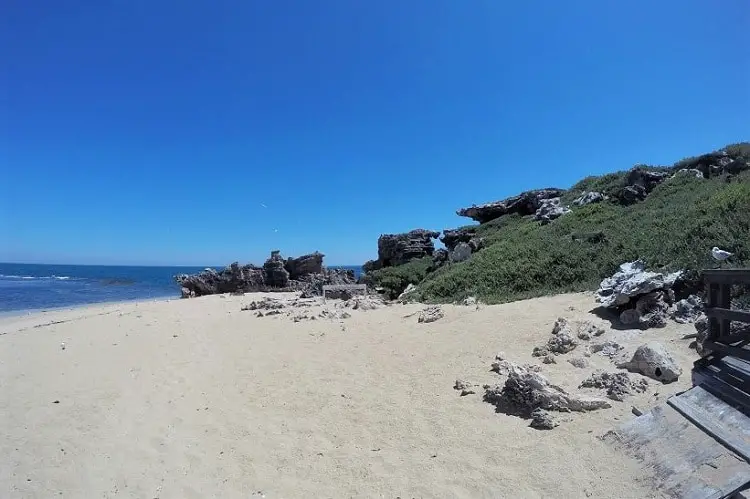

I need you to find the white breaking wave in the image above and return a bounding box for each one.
[0,274,75,280]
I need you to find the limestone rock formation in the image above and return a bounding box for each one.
[529,408,559,430]
[440,227,478,251]
[671,295,704,324]
[299,268,356,298]
[617,342,682,383]
[674,149,750,178]
[484,363,611,414]
[533,197,571,224]
[449,242,473,263]
[579,371,648,401]
[285,252,324,280]
[596,260,681,306]
[263,250,290,288]
[176,263,265,297]
[614,167,671,204]
[456,188,564,223]
[176,251,351,298]
[572,191,607,206]
[369,229,440,269]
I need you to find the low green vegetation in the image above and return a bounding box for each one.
[366,143,750,304]
[360,256,433,299]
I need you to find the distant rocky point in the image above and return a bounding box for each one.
[175,251,355,298]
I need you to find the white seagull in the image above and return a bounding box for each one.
[711,247,733,261]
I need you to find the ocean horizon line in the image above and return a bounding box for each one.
[0,261,365,269]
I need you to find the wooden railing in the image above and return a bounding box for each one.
[702,269,750,362]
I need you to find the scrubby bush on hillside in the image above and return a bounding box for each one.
[412,171,749,304]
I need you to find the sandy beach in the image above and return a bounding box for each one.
[0,292,699,498]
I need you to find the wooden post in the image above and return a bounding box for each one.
[718,282,732,340]
[708,281,720,342]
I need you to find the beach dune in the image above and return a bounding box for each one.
[0,292,696,498]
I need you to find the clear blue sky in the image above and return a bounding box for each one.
[1,1,748,266]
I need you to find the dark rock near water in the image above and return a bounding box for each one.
[176,263,265,297]
[263,250,290,288]
[457,188,564,223]
[176,250,352,298]
[285,252,324,280]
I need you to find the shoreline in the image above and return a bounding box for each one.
[0,293,179,320]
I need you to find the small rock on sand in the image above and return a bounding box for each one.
[453,379,476,396]
[617,342,682,383]
[567,357,589,369]
[580,370,648,402]
[529,408,559,430]
[418,306,444,324]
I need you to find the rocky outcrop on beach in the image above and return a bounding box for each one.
[298,268,356,298]
[456,188,564,223]
[176,263,265,296]
[596,260,682,328]
[175,250,354,297]
[285,252,324,280]
[263,250,290,288]
[484,362,611,416]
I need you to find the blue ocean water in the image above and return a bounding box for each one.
[0,263,363,313]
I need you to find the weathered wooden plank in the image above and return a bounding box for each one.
[693,365,750,415]
[704,342,750,364]
[704,270,750,285]
[706,308,750,325]
[668,386,750,462]
[603,403,750,498]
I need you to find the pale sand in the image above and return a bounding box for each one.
[0,292,698,498]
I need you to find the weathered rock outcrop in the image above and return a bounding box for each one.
[285,252,324,280]
[533,197,570,224]
[366,229,440,270]
[484,363,611,416]
[457,188,564,223]
[441,227,480,251]
[176,251,352,298]
[579,371,648,401]
[614,167,670,205]
[572,191,607,206]
[263,250,290,288]
[298,268,356,298]
[671,294,703,324]
[596,260,682,328]
[674,149,750,178]
[449,242,473,263]
[176,263,265,297]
